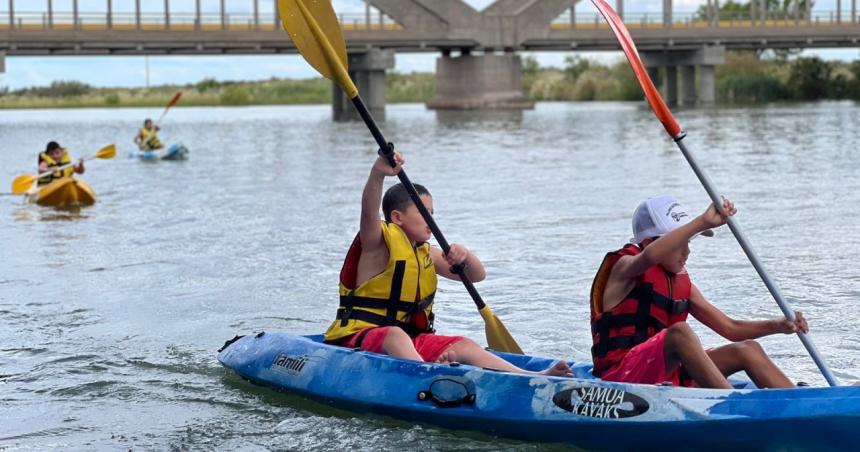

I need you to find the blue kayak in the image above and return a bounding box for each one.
[130,143,189,161]
[218,332,860,450]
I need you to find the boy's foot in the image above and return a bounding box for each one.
[541,360,573,378]
[436,349,457,365]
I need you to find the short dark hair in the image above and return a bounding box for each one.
[382,183,431,222]
[144,118,153,125]
[46,141,61,152]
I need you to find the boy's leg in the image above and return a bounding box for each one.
[379,327,423,361]
[445,338,572,377]
[706,340,793,388]
[663,323,733,389]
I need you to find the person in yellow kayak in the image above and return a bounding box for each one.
[589,195,809,389]
[38,141,84,185]
[134,119,163,151]
[324,151,571,377]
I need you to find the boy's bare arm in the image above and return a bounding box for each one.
[430,244,486,282]
[612,199,736,282]
[359,153,404,253]
[689,284,809,341]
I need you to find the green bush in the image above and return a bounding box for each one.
[386,72,435,102]
[220,86,251,105]
[787,57,831,100]
[105,93,120,106]
[19,80,92,97]
[718,73,787,102]
[610,61,643,101]
[196,78,220,93]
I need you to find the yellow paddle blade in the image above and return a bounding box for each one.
[95,144,117,159]
[11,174,37,194]
[278,0,358,98]
[479,305,525,355]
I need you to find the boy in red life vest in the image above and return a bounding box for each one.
[324,151,571,377]
[590,195,808,389]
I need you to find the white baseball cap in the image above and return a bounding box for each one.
[631,195,714,244]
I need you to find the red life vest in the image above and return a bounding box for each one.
[589,244,691,377]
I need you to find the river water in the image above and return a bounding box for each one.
[2,102,859,450]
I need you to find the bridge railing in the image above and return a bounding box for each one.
[0,11,401,32]
[551,10,860,29]
[4,8,856,33]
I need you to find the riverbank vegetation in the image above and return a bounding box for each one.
[522,52,860,103]
[1,51,859,109]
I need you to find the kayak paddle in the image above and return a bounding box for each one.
[11,144,116,194]
[277,0,524,354]
[590,0,839,386]
[155,91,183,128]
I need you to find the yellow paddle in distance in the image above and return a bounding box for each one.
[278,0,524,354]
[11,144,116,194]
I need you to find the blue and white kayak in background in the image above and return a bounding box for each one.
[130,143,189,161]
[218,332,860,451]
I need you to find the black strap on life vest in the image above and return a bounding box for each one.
[591,283,689,358]
[337,258,435,334]
[386,260,406,325]
[336,293,435,332]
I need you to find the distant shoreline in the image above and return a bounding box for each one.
[2,52,858,109]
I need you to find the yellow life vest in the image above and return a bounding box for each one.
[324,221,438,342]
[140,127,161,150]
[38,150,73,185]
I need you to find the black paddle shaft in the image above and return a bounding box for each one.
[351,96,488,310]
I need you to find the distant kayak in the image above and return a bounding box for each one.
[130,143,189,161]
[25,177,96,207]
[219,332,860,450]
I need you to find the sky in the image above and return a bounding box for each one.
[0,0,857,89]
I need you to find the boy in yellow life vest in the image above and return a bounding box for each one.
[325,151,572,377]
[590,196,809,388]
[134,119,164,151]
[38,141,84,186]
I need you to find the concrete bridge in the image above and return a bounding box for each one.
[2,0,860,118]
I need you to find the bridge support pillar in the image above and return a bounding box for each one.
[642,46,725,106]
[647,67,660,87]
[332,48,395,121]
[680,65,696,106]
[664,66,678,106]
[427,53,534,110]
[699,66,716,104]
[0,52,5,74]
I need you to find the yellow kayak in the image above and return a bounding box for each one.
[26,177,96,207]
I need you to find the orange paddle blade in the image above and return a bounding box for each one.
[590,0,682,138]
[166,91,182,109]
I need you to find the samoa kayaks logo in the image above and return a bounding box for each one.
[272,354,313,375]
[552,385,649,419]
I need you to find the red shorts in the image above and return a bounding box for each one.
[342,327,463,362]
[600,329,692,386]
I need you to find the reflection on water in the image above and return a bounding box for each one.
[1,102,858,449]
[434,109,524,128]
[11,200,90,222]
